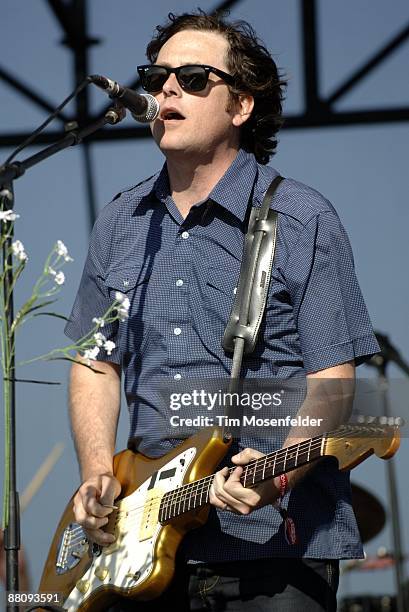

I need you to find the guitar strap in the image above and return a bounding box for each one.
[222,174,284,373]
[219,174,284,437]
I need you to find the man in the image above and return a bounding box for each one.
[65,11,379,611]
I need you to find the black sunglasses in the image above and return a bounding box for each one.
[137,64,235,93]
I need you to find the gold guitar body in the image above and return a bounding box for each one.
[39,427,231,611]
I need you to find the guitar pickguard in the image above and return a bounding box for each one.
[62,446,196,611]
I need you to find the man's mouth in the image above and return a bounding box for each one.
[161,110,185,121]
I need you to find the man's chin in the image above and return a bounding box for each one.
[158,140,193,156]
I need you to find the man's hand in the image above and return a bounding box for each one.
[73,473,121,546]
[209,448,280,514]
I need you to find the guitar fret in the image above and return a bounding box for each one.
[252,462,257,485]
[187,484,193,511]
[272,450,277,477]
[262,456,267,482]
[166,493,172,521]
[294,442,299,467]
[283,447,289,472]
[320,435,326,457]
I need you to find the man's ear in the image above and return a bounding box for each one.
[232,94,254,127]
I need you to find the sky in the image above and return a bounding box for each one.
[1,0,409,605]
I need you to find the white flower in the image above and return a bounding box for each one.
[54,271,65,285]
[103,340,116,355]
[93,332,107,347]
[114,291,127,304]
[83,346,100,361]
[114,291,130,321]
[47,266,65,285]
[12,240,24,253]
[12,240,28,261]
[56,240,73,262]
[92,317,105,328]
[117,305,129,321]
[0,210,20,223]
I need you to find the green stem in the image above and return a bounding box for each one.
[1,287,12,530]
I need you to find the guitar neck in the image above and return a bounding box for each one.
[159,431,326,522]
[159,419,400,523]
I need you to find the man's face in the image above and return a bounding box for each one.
[149,29,241,159]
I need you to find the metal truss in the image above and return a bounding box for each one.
[1,0,408,226]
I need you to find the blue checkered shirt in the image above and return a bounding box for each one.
[65,149,379,561]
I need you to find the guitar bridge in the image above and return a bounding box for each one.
[56,522,88,574]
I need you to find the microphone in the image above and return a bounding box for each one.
[90,74,160,123]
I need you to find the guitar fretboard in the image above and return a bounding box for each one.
[159,433,325,523]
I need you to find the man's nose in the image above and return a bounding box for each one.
[162,72,181,96]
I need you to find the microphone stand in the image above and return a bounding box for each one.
[366,331,409,612]
[0,104,125,611]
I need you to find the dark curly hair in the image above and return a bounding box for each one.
[146,11,286,165]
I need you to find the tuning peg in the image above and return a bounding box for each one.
[356,415,378,424]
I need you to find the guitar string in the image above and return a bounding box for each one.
[65,424,393,544]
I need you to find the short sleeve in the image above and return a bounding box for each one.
[64,215,120,364]
[283,211,379,373]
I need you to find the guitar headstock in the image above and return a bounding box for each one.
[324,416,402,470]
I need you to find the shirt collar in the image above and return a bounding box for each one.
[150,149,258,223]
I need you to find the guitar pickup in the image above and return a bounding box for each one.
[159,468,176,480]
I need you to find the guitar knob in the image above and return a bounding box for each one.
[76,579,90,594]
[126,570,141,581]
[94,566,109,581]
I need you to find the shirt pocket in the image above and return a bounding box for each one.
[264,271,292,322]
[204,265,239,332]
[105,265,152,356]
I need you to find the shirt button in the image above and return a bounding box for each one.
[173,327,182,336]
[181,231,190,239]
[176,279,184,287]
[174,373,182,380]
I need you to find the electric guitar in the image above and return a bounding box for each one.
[39,419,400,611]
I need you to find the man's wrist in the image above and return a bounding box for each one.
[81,465,114,481]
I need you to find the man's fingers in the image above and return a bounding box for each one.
[210,467,252,513]
[73,496,115,546]
[80,484,111,517]
[79,475,120,517]
[99,474,121,507]
[72,475,121,547]
[225,468,261,509]
[210,468,235,508]
[228,465,243,483]
[231,447,265,465]
[83,526,115,546]
[73,494,108,528]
